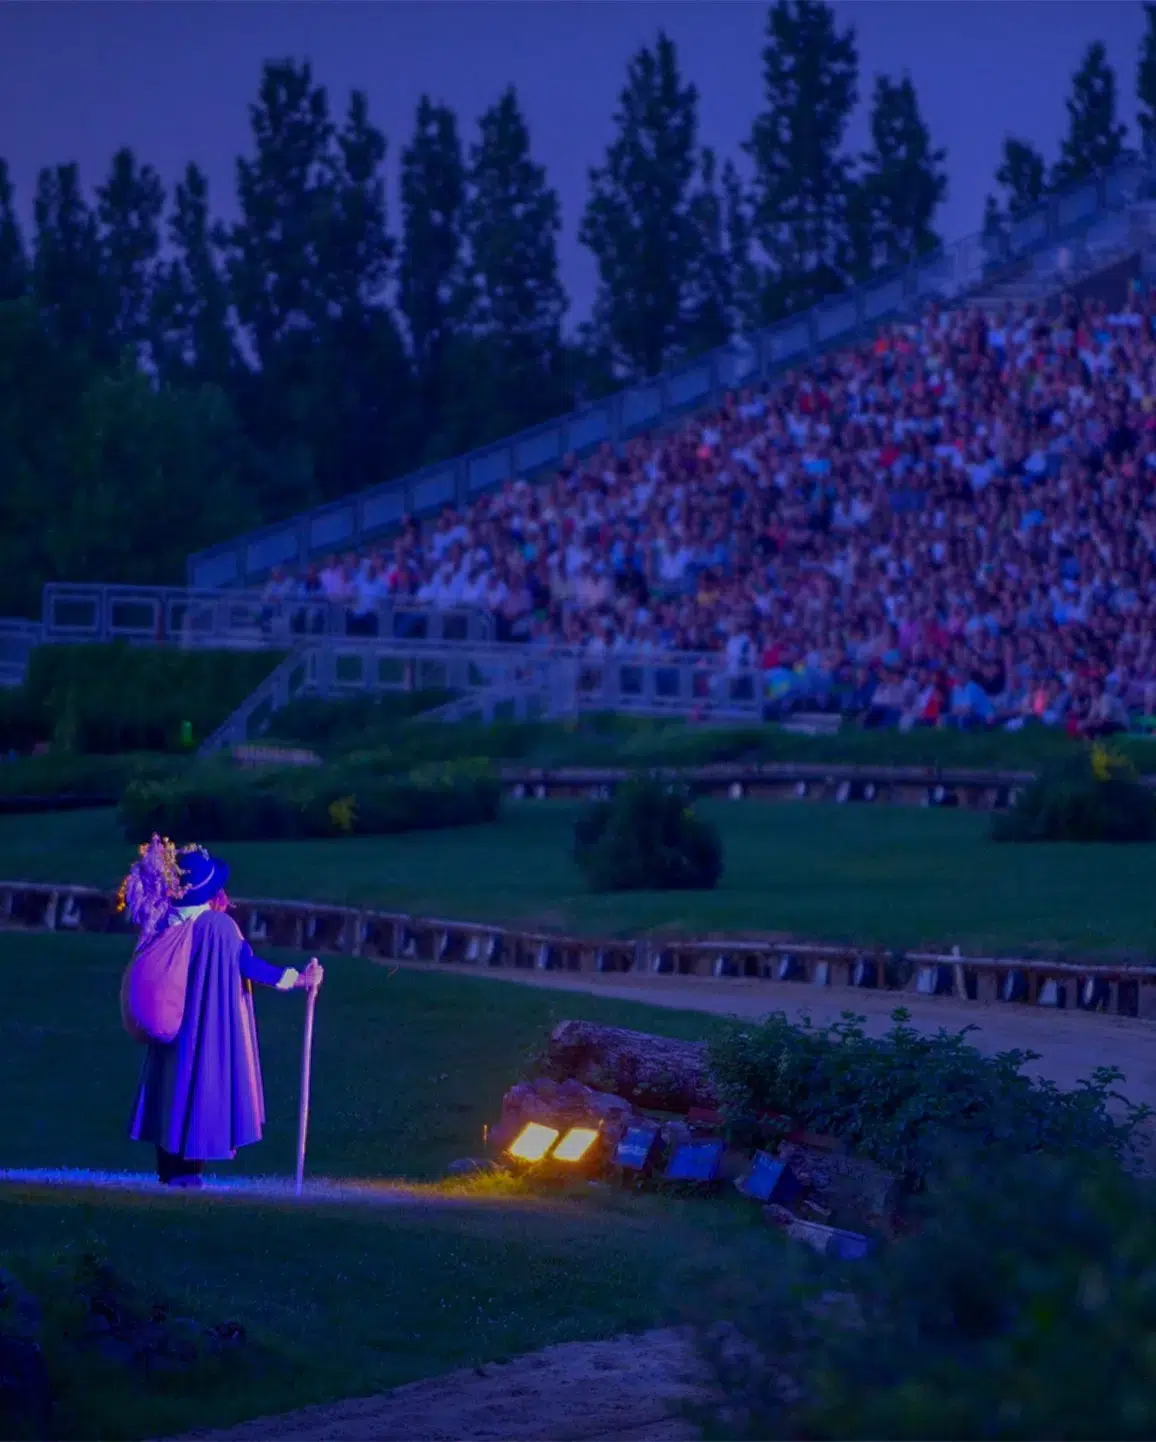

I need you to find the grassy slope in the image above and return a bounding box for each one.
[1,800,1153,957]
[0,931,763,1439]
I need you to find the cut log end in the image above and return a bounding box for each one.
[541,1019,718,1114]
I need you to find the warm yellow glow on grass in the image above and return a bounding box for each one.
[507,1122,559,1162]
[553,1127,599,1163]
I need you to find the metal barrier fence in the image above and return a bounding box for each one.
[186,156,1152,591]
[39,584,493,649]
[4,879,1152,1021]
[198,639,767,752]
[0,620,42,688]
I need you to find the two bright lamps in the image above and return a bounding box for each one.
[507,1122,599,1165]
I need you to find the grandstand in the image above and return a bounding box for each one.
[5,152,1156,752]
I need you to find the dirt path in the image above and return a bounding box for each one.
[179,1329,706,1442]
[396,959,1156,1109]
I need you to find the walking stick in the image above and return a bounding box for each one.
[294,966,320,1198]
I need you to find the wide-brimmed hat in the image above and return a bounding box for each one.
[178,849,230,907]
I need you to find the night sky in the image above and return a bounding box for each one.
[0,1,1146,321]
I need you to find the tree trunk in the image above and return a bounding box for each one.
[541,1020,719,1113]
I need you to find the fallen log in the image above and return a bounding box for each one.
[541,1020,719,1113]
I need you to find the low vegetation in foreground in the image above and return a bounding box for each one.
[4,928,1156,1440]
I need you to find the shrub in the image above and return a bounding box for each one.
[119,757,502,843]
[573,776,723,892]
[992,742,1156,843]
[695,1151,1156,1441]
[707,1008,1149,1191]
[0,751,181,803]
[263,690,451,750]
[20,646,282,754]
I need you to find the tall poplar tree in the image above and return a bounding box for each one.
[461,85,568,435]
[579,30,700,379]
[855,74,947,270]
[1052,41,1127,189]
[743,0,859,322]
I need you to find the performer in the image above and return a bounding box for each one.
[119,837,323,1189]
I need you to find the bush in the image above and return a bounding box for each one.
[119,757,502,843]
[573,776,723,892]
[696,1151,1156,1441]
[263,690,452,751]
[707,1008,1148,1191]
[992,742,1156,842]
[19,646,283,754]
[0,751,181,802]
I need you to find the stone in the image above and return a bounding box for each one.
[495,1077,638,1154]
[446,1158,499,1176]
[777,1143,898,1232]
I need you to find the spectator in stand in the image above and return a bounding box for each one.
[263,283,1156,735]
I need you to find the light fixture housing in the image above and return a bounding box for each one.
[507,1122,559,1163]
[553,1127,599,1163]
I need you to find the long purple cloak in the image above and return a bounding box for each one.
[129,909,292,1161]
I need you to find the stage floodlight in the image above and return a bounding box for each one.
[553,1127,598,1163]
[507,1122,559,1163]
[736,1152,801,1206]
[664,1138,725,1184]
[614,1123,661,1171]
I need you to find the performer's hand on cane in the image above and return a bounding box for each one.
[297,959,324,990]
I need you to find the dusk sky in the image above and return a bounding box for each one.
[0,1,1148,322]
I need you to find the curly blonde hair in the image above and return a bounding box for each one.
[117,835,209,941]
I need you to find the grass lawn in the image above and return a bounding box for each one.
[1,800,1154,957]
[0,931,767,1439]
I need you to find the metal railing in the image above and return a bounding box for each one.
[198,638,766,753]
[39,584,493,650]
[186,155,1153,592]
[0,620,42,688]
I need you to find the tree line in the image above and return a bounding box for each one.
[0,0,1149,617]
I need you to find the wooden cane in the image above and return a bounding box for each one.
[294,970,319,1198]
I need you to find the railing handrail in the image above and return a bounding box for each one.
[185,153,1153,591]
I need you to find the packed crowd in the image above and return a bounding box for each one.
[261,287,1156,736]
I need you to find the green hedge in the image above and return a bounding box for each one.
[0,751,182,801]
[264,702,1156,776]
[2,646,284,755]
[993,745,1156,843]
[119,757,502,843]
[263,689,452,751]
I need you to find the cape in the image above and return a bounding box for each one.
[129,909,267,1161]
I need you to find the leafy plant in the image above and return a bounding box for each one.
[119,757,502,843]
[573,776,724,892]
[695,1151,1156,1440]
[993,747,1156,843]
[708,1008,1149,1190]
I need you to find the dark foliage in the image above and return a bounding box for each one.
[573,776,723,892]
[696,1151,1156,1440]
[992,746,1156,843]
[708,1007,1149,1191]
[119,756,502,843]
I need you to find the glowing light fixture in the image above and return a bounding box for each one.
[508,1122,559,1162]
[553,1127,598,1163]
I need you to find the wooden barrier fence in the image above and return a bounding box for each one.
[497,761,1040,809]
[4,878,1154,1024]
